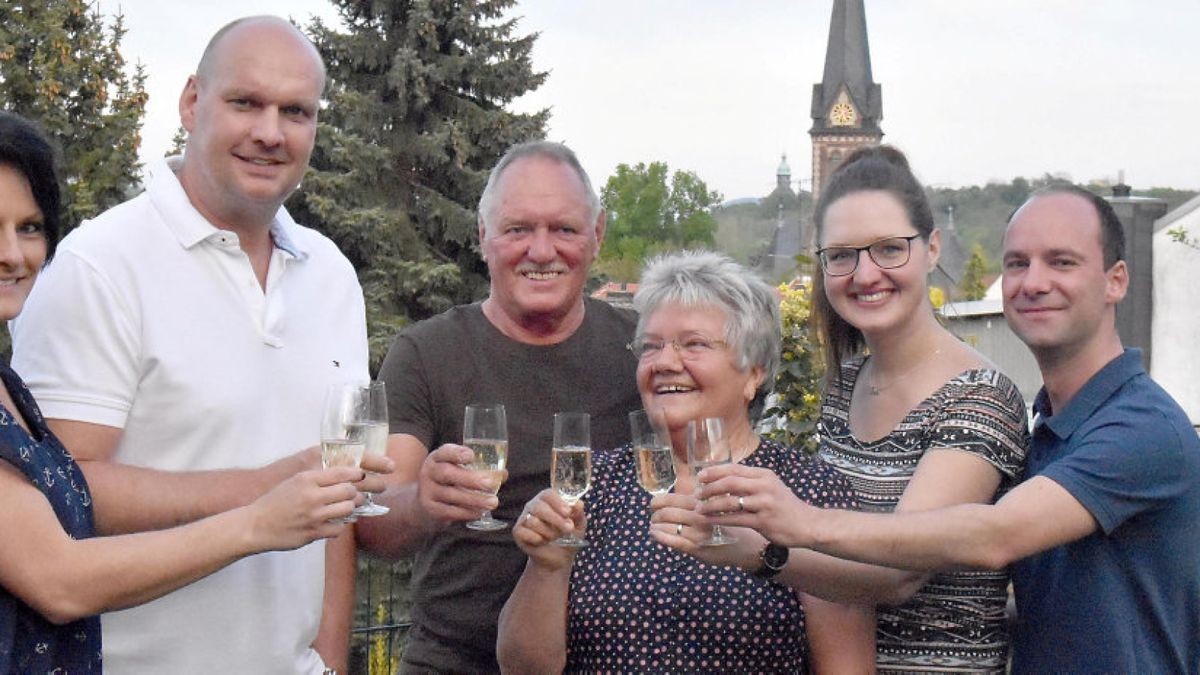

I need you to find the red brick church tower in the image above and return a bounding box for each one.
[810,0,883,201]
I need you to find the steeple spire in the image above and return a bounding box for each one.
[811,0,882,134]
[809,0,884,201]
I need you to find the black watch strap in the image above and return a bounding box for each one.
[754,542,789,578]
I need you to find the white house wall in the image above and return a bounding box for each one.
[1152,203,1200,425]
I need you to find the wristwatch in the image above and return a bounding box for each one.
[754,542,789,578]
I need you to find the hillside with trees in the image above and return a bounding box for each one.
[714,175,1195,284]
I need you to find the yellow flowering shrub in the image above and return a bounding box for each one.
[762,283,824,453]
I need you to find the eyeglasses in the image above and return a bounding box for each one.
[815,234,921,277]
[627,335,729,361]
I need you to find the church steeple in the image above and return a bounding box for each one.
[810,0,883,200]
[776,153,792,192]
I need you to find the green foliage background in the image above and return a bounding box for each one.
[0,0,147,229]
[289,0,549,369]
[596,161,721,282]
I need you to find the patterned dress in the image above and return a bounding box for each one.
[818,357,1029,674]
[565,438,857,674]
[0,362,101,674]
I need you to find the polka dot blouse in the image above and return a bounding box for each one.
[565,437,857,673]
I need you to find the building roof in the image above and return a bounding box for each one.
[940,297,1003,318]
[591,282,638,309]
[1154,191,1200,233]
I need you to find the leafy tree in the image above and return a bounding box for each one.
[0,0,147,230]
[291,0,548,365]
[597,161,721,280]
[960,243,989,301]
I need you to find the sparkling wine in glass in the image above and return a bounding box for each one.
[630,409,676,495]
[688,417,737,546]
[551,411,592,548]
[463,403,509,531]
[348,381,390,517]
[321,382,369,523]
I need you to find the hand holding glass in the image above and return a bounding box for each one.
[688,417,737,546]
[630,409,675,495]
[320,383,369,523]
[551,412,592,547]
[463,404,509,531]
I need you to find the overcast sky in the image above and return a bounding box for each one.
[108,0,1199,200]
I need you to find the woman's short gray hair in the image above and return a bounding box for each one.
[633,250,781,416]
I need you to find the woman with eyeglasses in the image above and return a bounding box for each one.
[689,146,1030,674]
[497,250,875,674]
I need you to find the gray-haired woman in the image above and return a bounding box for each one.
[498,250,874,674]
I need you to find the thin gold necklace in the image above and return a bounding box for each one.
[866,347,943,396]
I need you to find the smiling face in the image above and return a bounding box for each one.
[177,19,324,230]
[635,302,763,444]
[0,164,49,322]
[818,189,939,339]
[1001,192,1127,364]
[479,155,604,329]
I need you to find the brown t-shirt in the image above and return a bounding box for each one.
[380,298,641,673]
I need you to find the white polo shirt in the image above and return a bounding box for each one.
[11,157,368,674]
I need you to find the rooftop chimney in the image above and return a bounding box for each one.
[1112,169,1132,197]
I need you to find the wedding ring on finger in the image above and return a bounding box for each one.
[676,523,684,536]
[737,496,746,512]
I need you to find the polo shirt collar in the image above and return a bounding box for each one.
[1033,348,1144,439]
[146,156,310,261]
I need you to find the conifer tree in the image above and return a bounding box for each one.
[0,0,147,230]
[292,0,548,364]
[960,243,990,301]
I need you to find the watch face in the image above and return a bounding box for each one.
[763,543,789,568]
[830,102,856,126]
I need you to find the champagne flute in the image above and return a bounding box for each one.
[350,381,390,517]
[463,403,509,531]
[551,411,592,548]
[630,409,675,495]
[687,417,737,546]
[321,382,369,523]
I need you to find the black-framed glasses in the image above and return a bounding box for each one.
[815,234,921,277]
[626,335,729,361]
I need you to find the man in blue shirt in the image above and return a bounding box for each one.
[699,186,1200,673]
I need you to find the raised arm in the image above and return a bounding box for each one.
[0,461,361,625]
[700,468,1096,573]
[356,433,504,560]
[497,489,582,675]
[49,419,318,534]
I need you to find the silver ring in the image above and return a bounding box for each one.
[676,523,683,536]
[522,513,533,524]
[738,496,746,512]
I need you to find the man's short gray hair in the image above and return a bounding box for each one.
[477,141,602,231]
[633,250,781,417]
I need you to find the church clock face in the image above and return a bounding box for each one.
[830,102,857,126]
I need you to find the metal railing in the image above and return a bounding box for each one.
[349,558,413,675]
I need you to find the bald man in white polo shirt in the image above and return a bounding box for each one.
[11,16,387,674]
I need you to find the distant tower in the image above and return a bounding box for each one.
[777,152,793,193]
[810,0,883,201]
